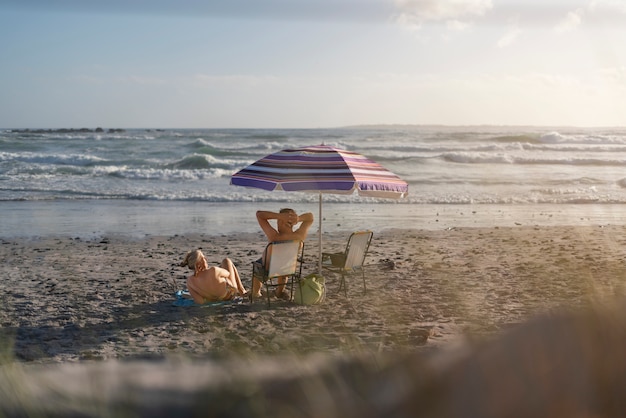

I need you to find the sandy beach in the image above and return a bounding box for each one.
[2,224,626,361]
[0,224,622,363]
[2,224,626,415]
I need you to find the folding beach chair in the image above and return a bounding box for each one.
[251,240,304,307]
[322,230,373,296]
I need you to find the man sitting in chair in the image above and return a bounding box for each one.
[252,208,314,300]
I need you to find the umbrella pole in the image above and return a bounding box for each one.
[318,191,323,274]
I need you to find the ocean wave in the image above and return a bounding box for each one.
[0,151,107,166]
[167,155,212,170]
[4,127,626,207]
[165,154,243,171]
[4,184,626,205]
[247,133,290,141]
[355,140,626,163]
[491,134,542,143]
[411,176,606,187]
[441,152,626,166]
[245,141,300,152]
[105,168,214,181]
[189,139,256,158]
[521,143,626,153]
[538,132,626,145]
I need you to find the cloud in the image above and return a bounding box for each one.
[554,0,626,33]
[446,19,471,31]
[588,0,626,14]
[596,66,626,89]
[554,8,584,33]
[393,0,493,30]
[497,25,521,48]
[394,0,493,21]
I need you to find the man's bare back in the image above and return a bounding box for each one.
[252,208,314,298]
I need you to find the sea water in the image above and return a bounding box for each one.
[1,126,626,238]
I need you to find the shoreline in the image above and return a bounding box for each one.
[2,200,626,239]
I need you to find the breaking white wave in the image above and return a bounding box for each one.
[2,126,626,205]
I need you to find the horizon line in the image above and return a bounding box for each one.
[4,124,626,131]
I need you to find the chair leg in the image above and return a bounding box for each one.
[342,272,347,297]
[265,281,271,307]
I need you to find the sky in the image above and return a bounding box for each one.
[1,0,625,129]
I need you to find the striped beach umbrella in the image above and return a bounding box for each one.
[231,144,408,271]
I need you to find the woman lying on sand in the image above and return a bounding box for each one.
[180,249,247,303]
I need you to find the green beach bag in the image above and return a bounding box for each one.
[294,273,325,305]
